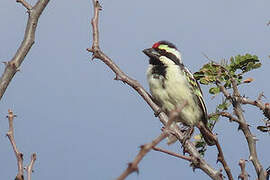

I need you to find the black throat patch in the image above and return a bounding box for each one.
[149,58,167,77]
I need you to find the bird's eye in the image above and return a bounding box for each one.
[156,48,166,55]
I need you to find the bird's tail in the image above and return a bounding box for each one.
[198,121,216,146]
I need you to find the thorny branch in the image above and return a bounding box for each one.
[208,112,240,123]
[0,0,50,101]
[117,101,188,180]
[88,1,223,180]
[152,146,192,161]
[6,109,24,180]
[116,131,169,180]
[214,138,232,180]
[240,93,270,121]
[238,159,249,180]
[196,121,233,180]
[26,153,37,180]
[216,72,266,180]
[6,110,37,180]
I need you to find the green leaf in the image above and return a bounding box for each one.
[209,87,220,94]
[209,114,220,121]
[217,102,231,110]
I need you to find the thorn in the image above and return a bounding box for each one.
[139,145,145,149]
[114,75,120,80]
[96,1,102,10]
[127,162,139,174]
[237,124,242,131]
[86,48,94,52]
[253,135,259,141]
[19,153,24,159]
[91,55,95,60]
[154,109,162,117]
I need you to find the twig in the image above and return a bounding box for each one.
[26,153,37,180]
[88,1,222,179]
[240,94,270,121]
[238,159,249,180]
[197,122,233,180]
[0,0,50,101]
[152,147,192,161]
[117,102,188,180]
[217,73,265,180]
[208,111,240,123]
[117,131,169,180]
[6,109,24,180]
[16,0,32,10]
[215,139,233,180]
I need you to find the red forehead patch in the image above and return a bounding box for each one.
[152,42,160,49]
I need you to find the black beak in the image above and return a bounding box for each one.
[142,48,160,59]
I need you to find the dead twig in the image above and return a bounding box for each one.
[26,153,37,180]
[238,159,249,180]
[117,101,188,180]
[16,0,32,10]
[117,131,169,180]
[152,147,192,161]
[208,111,240,123]
[6,109,24,180]
[0,0,50,101]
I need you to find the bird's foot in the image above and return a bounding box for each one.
[181,127,194,152]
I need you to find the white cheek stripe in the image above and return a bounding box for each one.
[159,45,182,63]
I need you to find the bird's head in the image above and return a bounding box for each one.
[143,40,182,66]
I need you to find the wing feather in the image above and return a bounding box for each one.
[182,66,208,125]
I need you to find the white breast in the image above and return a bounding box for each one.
[147,64,202,126]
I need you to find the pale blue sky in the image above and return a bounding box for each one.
[0,0,270,179]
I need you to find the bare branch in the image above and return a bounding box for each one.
[6,109,24,180]
[0,0,50,101]
[197,122,233,180]
[234,99,265,179]
[240,94,270,121]
[266,166,270,180]
[238,159,249,180]
[215,139,233,180]
[26,153,37,180]
[117,131,169,180]
[208,112,240,123]
[152,147,192,161]
[222,81,265,179]
[117,101,188,180]
[16,0,32,10]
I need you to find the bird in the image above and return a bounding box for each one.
[143,40,215,146]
